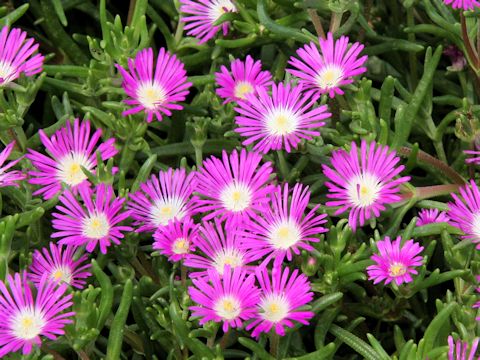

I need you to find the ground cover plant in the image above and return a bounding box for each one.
[0,0,480,359]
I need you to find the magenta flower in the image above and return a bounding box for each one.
[0,26,44,86]
[180,0,237,44]
[0,141,25,187]
[417,208,449,226]
[241,183,328,267]
[246,266,314,338]
[444,45,467,72]
[189,266,259,332]
[215,55,272,103]
[443,0,480,9]
[194,149,273,226]
[234,82,331,153]
[184,218,257,277]
[128,168,197,232]
[26,119,117,200]
[29,243,91,289]
[153,217,198,262]
[448,180,480,249]
[52,183,132,254]
[367,236,424,286]
[0,272,74,357]
[322,140,410,231]
[448,336,480,360]
[287,32,367,98]
[116,47,192,123]
[464,149,480,165]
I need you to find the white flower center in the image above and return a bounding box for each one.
[137,82,166,110]
[0,61,14,84]
[388,262,407,277]
[82,212,110,239]
[208,0,236,22]
[471,213,480,241]
[347,173,382,208]
[150,197,186,226]
[316,64,344,90]
[214,295,241,320]
[172,237,190,255]
[259,294,290,323]
[234,81,254,99]
[57,152,93,186]
[265,107,299,136]
[11,308,46,340]
[213,248,244,275]
[268,219,302,250]
[220,182,252,212]
[50,265,73,284]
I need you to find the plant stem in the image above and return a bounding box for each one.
[194,145,203,169]
[207,325,218,348]
[270,332,280,358]
[461,12,479,69]
[219,329,230,349]
[398,147,465,185]
[414,184,461,200]
[329,12,343,34]
[180,262,187,288]
[307,9,325,39]
[127,0,137,25]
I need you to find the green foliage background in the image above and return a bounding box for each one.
[1,0,480,359]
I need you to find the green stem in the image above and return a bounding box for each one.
[415,184,461,201]
[307,8,325,39]
[407,7,418,89]
[33,0,89,64]
[175,16,185,47]
[460,12,479,70]
[194,145,203,169]
[398,147,465,185]
[270,332,280,358]
[219,329,230,349]
[180,262,187,288]
[127,0,137,26]
[329,12,343,34]
[206,325,219,348]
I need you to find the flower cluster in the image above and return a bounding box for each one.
[2,13,476,360]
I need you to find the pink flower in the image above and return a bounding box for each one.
[194,149,273,227]
[153,217,198,262]
[246,266,314,338]
[180,0,237,44]
[0,141,25,187]
[322,140,410,231]
[367,236,424,286]
[127,168,197,232]
[287,32,367,98]
[448,180,480,249]
[52,183,132,254]
[188,266,259,332]
[240,183,328,267]
[116,48,192,123]
[0,272,74,357]
[184,218,257,277]
[234,82,331,153]
[443,0,480,9]
[417,208,449,226]
[215,55,272,103]
[0,26,44,86]
[448,336,480,360]
[26,119,117,200]
[29,243,91,289]
[464,149,480,165]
